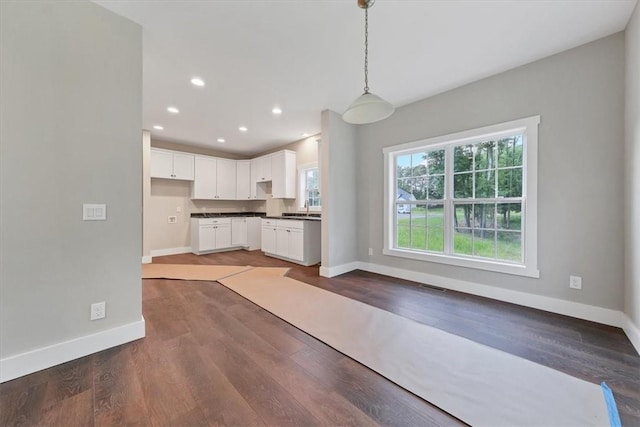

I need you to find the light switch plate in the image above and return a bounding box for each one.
[83,204,107,221]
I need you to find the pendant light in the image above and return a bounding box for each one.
[342,0,394,125]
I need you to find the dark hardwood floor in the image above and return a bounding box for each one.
[1,250,639,426]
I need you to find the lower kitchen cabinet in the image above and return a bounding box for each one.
[261,219,320,266]
[191,217,261,255]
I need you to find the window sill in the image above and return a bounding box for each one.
[382,248,540,278]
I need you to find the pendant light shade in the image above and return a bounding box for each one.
[342,92,394,124]
[342,0,394,125]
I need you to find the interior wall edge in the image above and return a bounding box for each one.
[0,317,146,383]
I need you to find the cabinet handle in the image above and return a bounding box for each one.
[287,230,290,233]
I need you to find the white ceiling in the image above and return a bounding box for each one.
[94,0,637,156]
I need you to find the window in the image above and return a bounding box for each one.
[298,163,321,211]
[384,116,539,277]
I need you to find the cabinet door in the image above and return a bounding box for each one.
[276,228,289,257]
[215,224,232,249]
[262,155,272,181]
[198,225,216,251]
[216,158,237,200]
[172,152,195,180]
[150,149,174,179]
[261,226,276,253]
[289,229,304,261]
[231,219,247,247]
[192,156,217,199]
[236,161,251,200]
[271,152,285,198]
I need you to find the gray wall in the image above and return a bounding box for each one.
[356,33,625,310]
[0,1,143,358]
[321,110,358,269]
[625,4,640,326]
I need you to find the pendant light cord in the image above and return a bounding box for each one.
[364,6,369,94]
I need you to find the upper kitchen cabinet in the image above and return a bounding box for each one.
[192,155,237,200]
[272,150,296,199]
[251,154,272,183]
[236,160,252,200]
[150,148,194,180]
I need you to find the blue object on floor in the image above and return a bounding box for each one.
[601,382,621,427]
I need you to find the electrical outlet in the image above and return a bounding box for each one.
[569,275,582,290]
[176,206,182,213]
[90,302,106,320]
[168,215,177,224]
[368,247,373,256]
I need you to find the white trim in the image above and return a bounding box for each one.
[319,261,360,278]
[621,314,640,355]
[141,255,152,264]
[0,317,145,383]
[150,246,191,257]
[357,262,623,327]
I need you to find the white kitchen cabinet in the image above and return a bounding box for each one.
[231,218,247,247]
[192,156,237,200]
[261,219,277,254]
[151,148,195,180]
[271,150,297,199]
[252,155,272,183]
[261,218,320,266]
[191,218,232,254]
[236,160,252,200]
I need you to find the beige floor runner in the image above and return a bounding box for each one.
[219,267,610,427]
[141,263,253,281]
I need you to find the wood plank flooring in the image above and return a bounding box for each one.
[1,250,639,426]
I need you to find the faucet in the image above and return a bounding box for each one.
[304,200,310,216]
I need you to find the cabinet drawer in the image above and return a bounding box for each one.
[277,219,304,230]
[262,219,278,227]
[196,218,231,226]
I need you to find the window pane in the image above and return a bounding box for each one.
[454,145,473,172]
[498,135,523,168]
[474,171,496,198]
[427,150,445,174]
[473,229,496,258]
[453,228,473,256]
[410,205,427,227]
[410,226,426,250]
[453,204,473,230]
[474,203,496,229]
[497,231,522,262]
[498,168,522,197]
[397,179,413,202]
[412,177,427,200]
[497,203,522,230]
[428,175,444,200]
[474,141,496,171]
[454,173,473,198]
[397,226,411,248]
[427,227,444,252]
[397,155,412,178]
[412,152,427,177]
[427,204,445,228]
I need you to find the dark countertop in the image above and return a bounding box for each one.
[190,212,266,218]
[264,215,322,221]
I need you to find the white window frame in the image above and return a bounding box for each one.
[383,116,540,278]
[298,162,321,212]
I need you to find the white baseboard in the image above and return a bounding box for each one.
[357,262,624,327]
[622,314,640,355]
[319,261,360,278]
[0,317,145,383]
[141,255,152,264]
[150,246,191,257]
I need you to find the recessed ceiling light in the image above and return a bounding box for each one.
[153,125,164,130]
[217,138,225,143]
[301,133,309,137]
[238,126,248,132]
[167,106,179,114]
[191,77,205,87]
[272,107,282,115]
